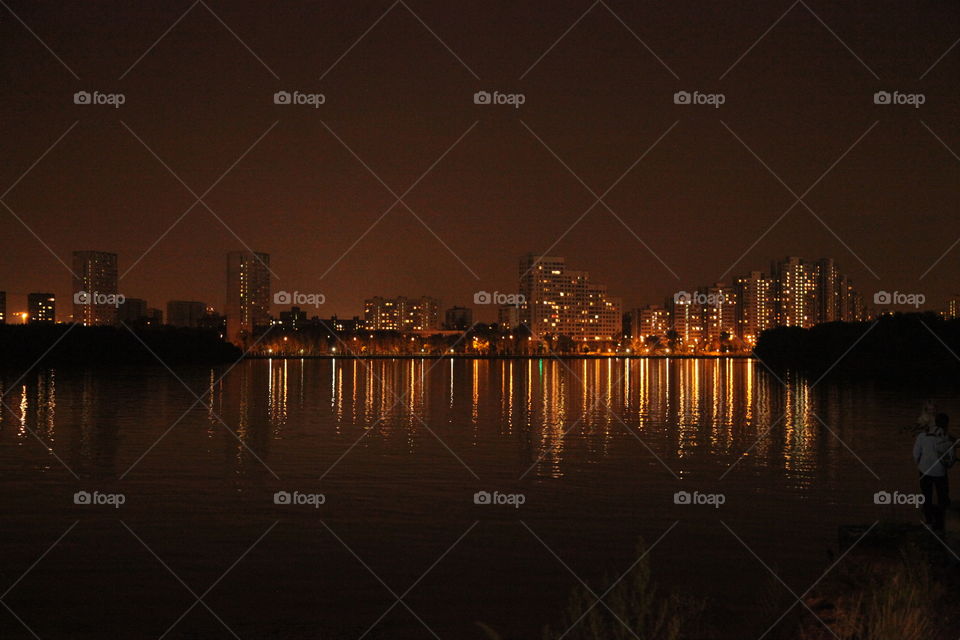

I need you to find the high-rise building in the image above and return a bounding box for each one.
[167,300,206,328]
[498,305,520,330]
[27,293,55,323]
[72,251,119,326]
[364,296,440,331]
[947,296,960,320]
[118,298,148,325]
[518,254,622,341]
[700,282,737,342]
[226,251,271,344]
[736,271,776,344]
[835,274,865,322]
[278,306,307,331]
[772,256,818,328]
[815,258,840,323]
[627,305,670,340]
[669,295,703,349]
[0,291,5,324]
[444,306,473,330]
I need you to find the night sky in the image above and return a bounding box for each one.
[1,0,957,321]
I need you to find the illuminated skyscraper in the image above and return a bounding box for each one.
[773,256,818,328]
[226,251,271,344]
[736,271,776,344]
[518,254,622,341]
[815,258,840,323]
[27,293,56,323]
[669,295,703,349]
[72,250,118,326]
[700,282,737,342]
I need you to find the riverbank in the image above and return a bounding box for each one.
[755,313,960,381]
[244,353,755,360]
[0,324,241,367]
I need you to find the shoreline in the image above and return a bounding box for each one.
[243,353,757,360]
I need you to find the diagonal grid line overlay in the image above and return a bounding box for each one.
[122,520,278,639]
[522,325,680,479]
[319,0,478,81]
[722,520,879,640]
[554,520,679,640]
[521,520,673,640]
[0,121,81,279]
[119,0,279,80]
[318,120,480,280]
[119,120,279,279]
[321,520,478,639]
[320,327,483,480]
[719,120,880,282]
[520,120,681,281]
[719,0,878,80]
[0,324,82,478]
[0,521,78,638]
[722,320,880,480]
[0,0,79,79]
[518,354,635,480]
[918,121,960,280]
[118,324,280,479]
[520,0,677,80]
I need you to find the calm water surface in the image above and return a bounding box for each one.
[0,358,948,639]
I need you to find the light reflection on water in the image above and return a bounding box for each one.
[0,358,861,485]
[0,357,940,638]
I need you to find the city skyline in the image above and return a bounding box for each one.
[1,3,958,333]
[0,247,952,332]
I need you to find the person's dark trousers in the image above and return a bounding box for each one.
[920,474,950,531]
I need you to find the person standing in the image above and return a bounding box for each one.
[914,413,954,532]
